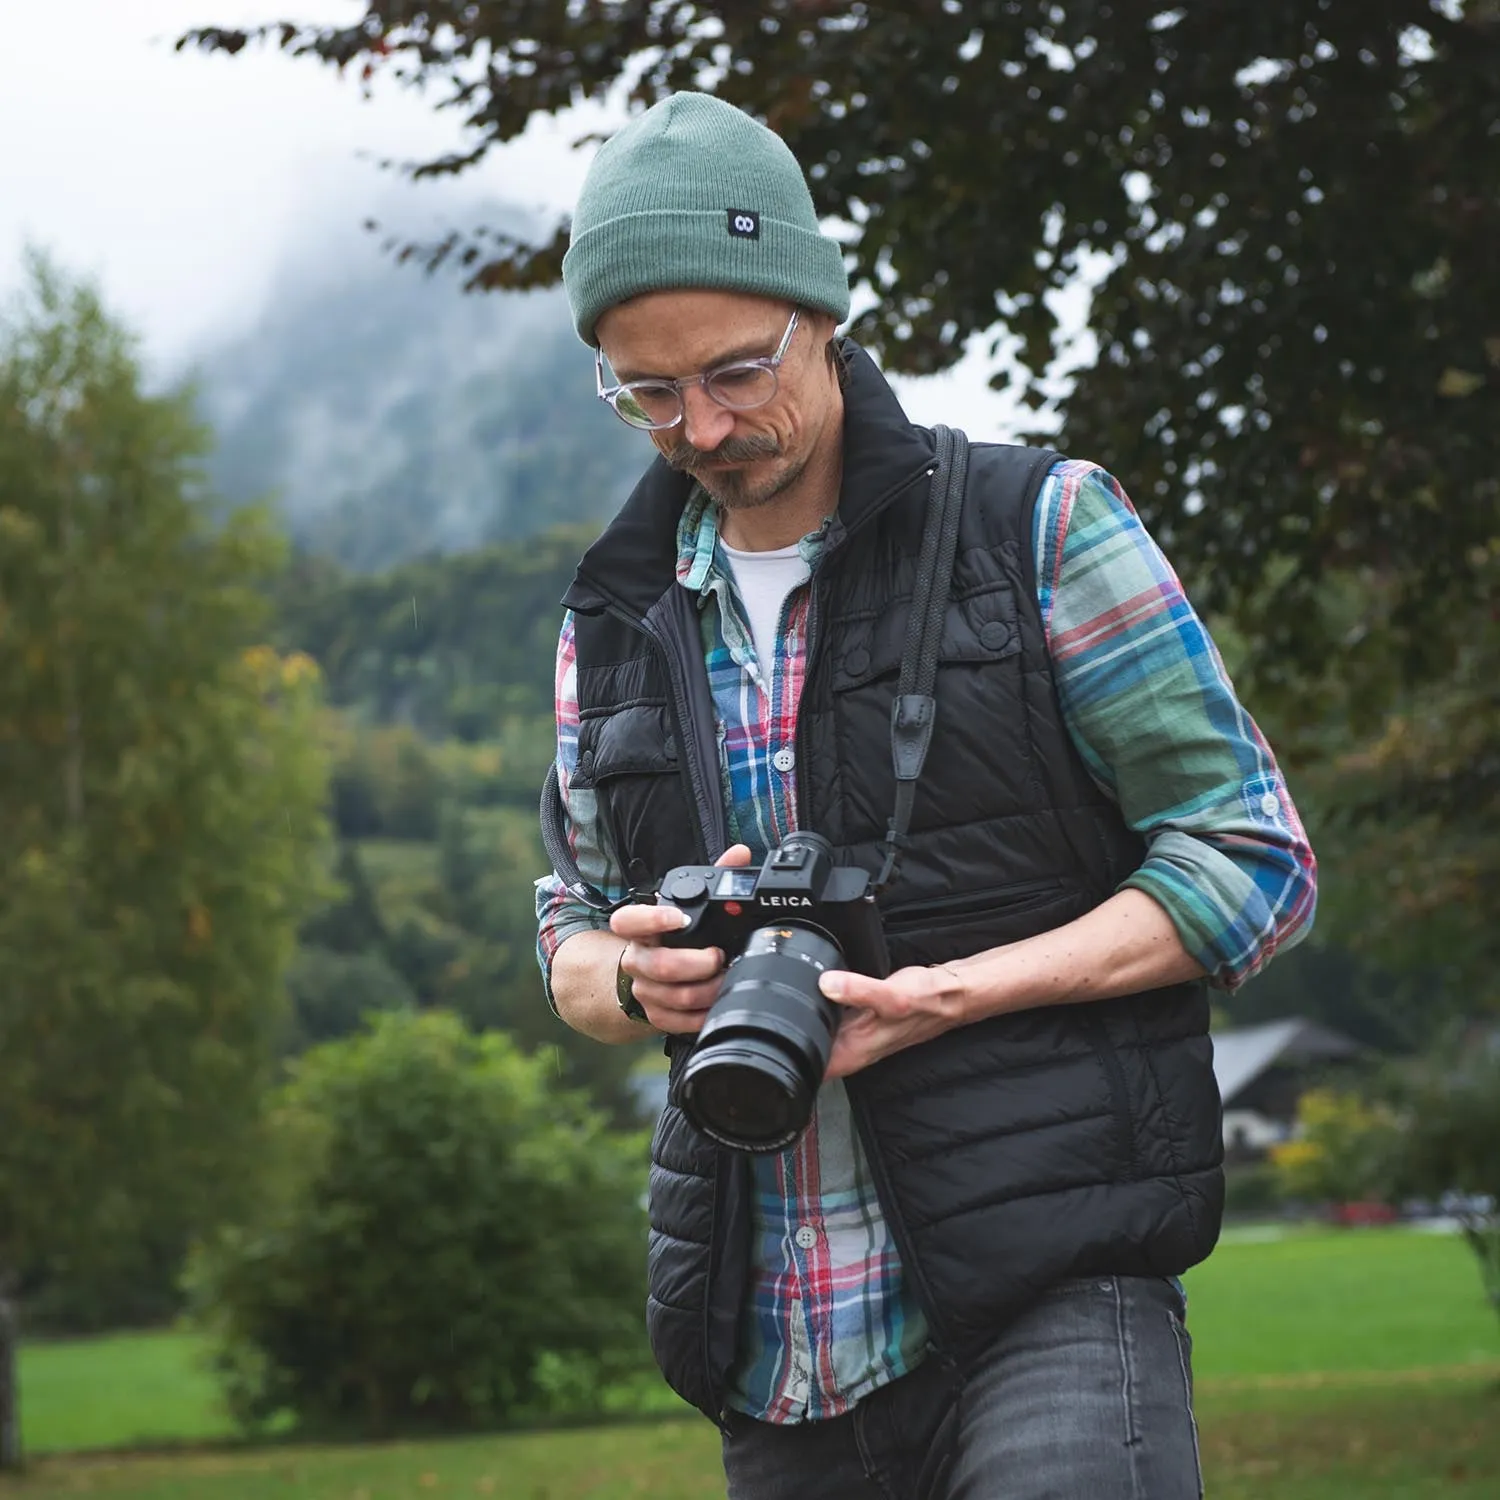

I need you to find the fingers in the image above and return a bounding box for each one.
[818,970,908,1013]
[635,977,723,1033]
[625,938,725,988]
[611,902,692,940]
[620,934,727,1036]
[714,843,754,867]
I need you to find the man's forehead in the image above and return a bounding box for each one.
[598,290,791,377]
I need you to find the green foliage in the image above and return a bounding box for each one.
[280,945,416,1054]
[1383,1037,1500,1320]
[1299,567,1500,1007]
[183,2,1498,666]
[186,1011,651,1437]
[1270,1038,1500,1325]
[269,532,585,744]
[0,251,330,1318]
[329,724,444,839]
[1270,1089,1402,1205]
[1222,940,1445,1052]
[188,1,1500,993]
[1221,1163,1286,1219]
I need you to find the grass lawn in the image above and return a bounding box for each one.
[15,1332,233,1455]
[1185,1223,1500,1380]
[6,1226,1498,1497]
[2,1382,1496,1499]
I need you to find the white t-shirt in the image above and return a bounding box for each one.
[718,537,811,679]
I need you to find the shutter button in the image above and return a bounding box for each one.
[772,748,796,774]
[794,1225,818,1250]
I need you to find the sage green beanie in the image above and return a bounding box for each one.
[562,91,851,346]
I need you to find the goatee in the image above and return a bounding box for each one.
[662,434,801,511]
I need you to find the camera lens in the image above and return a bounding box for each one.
[677,924,843,1152]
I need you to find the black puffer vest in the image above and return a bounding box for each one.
[559,345,1224,1424]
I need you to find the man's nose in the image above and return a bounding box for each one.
[680,383,736,451]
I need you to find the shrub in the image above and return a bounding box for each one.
[1222,1162,1287,1218]
[186,1011,650,1436]
[1385,1036,1500,1321]
[1269,1087,1402,1205]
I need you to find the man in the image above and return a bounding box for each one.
[536,92,1315,1499]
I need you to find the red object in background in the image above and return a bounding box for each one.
[1330,1201,1399,1227]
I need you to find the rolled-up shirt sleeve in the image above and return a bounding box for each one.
[534,610,625,1008]
[1034,461,1318,989]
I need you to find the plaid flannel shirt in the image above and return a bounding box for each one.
[536,458,1316,1422]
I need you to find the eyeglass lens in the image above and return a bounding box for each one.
[614,363,779,429]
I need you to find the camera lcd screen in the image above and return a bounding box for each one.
[715,868,759,899]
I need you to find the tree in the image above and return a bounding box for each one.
[1299,568,1500,1006]
[186,1011,651,1435]
[1385,1036,1500,1325]
[181,2,1497,662]
[184,1,1499,971]
[0,252,330,1466]
[1269,1087,1402,1206]
[1274,1040,1500,1330]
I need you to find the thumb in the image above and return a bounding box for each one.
[714,843,754,868]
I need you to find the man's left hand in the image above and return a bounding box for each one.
[819,964,970,1079]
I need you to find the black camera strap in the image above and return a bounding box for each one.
[874,423,970,894]
[540,424,971,908]
[540,758,623,913]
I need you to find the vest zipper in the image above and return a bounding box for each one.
[623,600,734,1422]
[792,579,821,830]
[627,604,721,862]
[705,1147,732,1432]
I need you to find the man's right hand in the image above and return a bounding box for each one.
[610,843,753,1035]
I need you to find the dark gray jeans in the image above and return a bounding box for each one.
[721,1276,1203,1500]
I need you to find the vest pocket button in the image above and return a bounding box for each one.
[979,620,1012,651]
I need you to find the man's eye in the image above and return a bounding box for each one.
[628,383,681,407]
[712,366,762,389]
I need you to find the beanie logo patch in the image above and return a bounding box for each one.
[727,210,761,240]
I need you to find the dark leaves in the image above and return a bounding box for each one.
[182,1,1500,689]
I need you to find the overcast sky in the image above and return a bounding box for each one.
[1,1,1026,434]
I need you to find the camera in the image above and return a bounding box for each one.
[657,832,889,1153]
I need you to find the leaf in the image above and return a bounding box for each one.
[1437,367,1485,398]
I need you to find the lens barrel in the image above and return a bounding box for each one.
[677,924,843,1152]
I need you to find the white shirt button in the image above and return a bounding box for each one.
[1260,792,1280,817]
[793,1225,818,1250]
[772,747,796,774]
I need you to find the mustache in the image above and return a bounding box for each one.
[662,434,782,472]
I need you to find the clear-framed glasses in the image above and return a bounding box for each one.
[596,308,801,430]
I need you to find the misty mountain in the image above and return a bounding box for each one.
[192,241,642,570]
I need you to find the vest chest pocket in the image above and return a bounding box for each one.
[574,703,695,881]
[830,583,1021,692]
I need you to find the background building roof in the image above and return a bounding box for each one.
[1213,1018,1363,1105]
